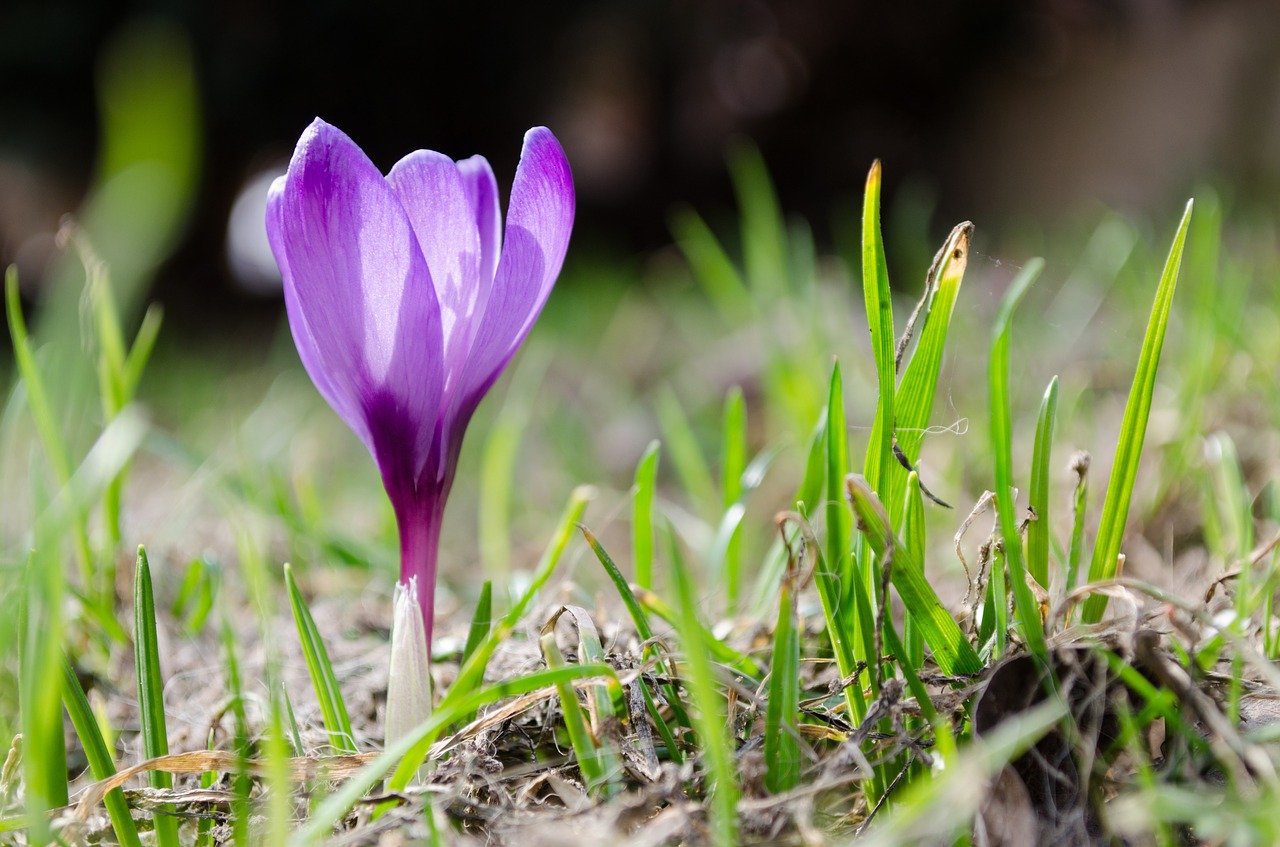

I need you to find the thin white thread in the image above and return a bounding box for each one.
[896,417,969,436]
[969,250,1027,273]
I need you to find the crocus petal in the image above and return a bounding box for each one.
[456,155,502,291]
[267,175,359,438]
[448,127,574,437]
[267,118,445,482]
[387,151,486,407]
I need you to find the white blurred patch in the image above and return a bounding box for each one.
[226,166,286,295]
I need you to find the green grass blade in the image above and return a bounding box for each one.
[462,581,493,667]
[1027,376,1060,589]
[668,204,755,324]
[1083,200,1194,622]
[134,546,179,847]
[172,557,218,635]
[797,406,828,516]
[7,269,71,486]
[563,606,620,730]
[813,366,866,719]
[284,563,356,753]
[901,472,926,670]
[1205,432,1252,563]
[62,658,143,847]
[1066,453,1091,595]
[121,302,164,399]
[632,440,660,590]
[18,547,67,844]
[880,617,936,723]
[721,386,747,609]
[988,260,1048,658]
[982,541,1008,658]
[764,562,801,793]
[84,259,128,403]
[667,525,739,847]
[728,139,788,300]
[582,527,657,644]
[7,269,93,584]
[539,617,613,794]
[829,372,881,703]
[749,409,827,615]
[657,386,718,515]
[825,360,851,628]
[218,612,252,847]
[881,222,973,524]
[846,476,982,676]
[860,160,896,497]
[194,731,217,847]
[280,683,304,756]
[455,580,494,728]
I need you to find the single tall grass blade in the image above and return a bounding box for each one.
[632,440,661,590]
[729,139,788,300]
[1027,376,1060,589]
[455,581,495,728]
[7,269,93,583]
[901,472,926,670]
[561,606,621,733]
[860,161,896,498]
[667,525,740,847]
[134,546,179,847]
[121,303,164,400]
[988,260,1048,658]
[764,546,802,793]
[284,563,356,753]
[18,546,68,844]
[1083,200,1194,623]
[1204,432,1253,565]
[657,386,718,516]
[824,361,851,629]
[218,613,253,846]
[62,658,144,847]
[721,387,747,610]
[668,205,755,324]
[1066,452,1091,596]
[462,581,493,668]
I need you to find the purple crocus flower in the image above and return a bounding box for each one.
[266,119,574,646]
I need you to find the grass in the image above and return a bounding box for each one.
[4,134,1280,847]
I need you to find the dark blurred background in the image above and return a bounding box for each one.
[3,0,1279,334]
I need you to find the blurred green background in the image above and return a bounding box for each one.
[4,0,1280,336]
